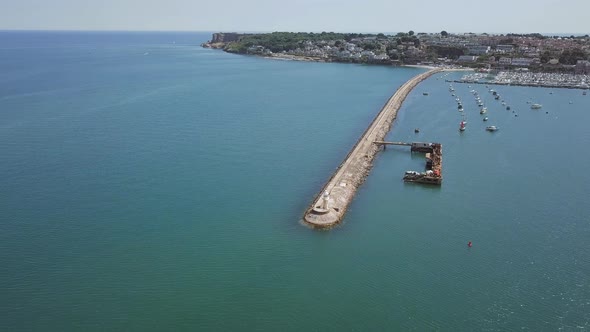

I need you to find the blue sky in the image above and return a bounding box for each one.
[1,0,588,33]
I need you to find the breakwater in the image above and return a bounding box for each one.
[303,68,441,228]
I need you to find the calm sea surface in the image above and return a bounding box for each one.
[1,31,589,331]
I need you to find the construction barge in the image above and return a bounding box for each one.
[404,142,442,185]
[375,141,443,185]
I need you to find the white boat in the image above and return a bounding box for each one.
[531,103,543,109]
[486,126,498,132]
[480,107,487,114]
[483,117,489,121]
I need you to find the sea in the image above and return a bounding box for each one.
[1,31,589,331]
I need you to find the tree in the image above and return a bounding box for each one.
[441,30,448,37]
[376,33,386,39]
[559,48,586,65]
[408,30,415,36]
[540,50,552,63]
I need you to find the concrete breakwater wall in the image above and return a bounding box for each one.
[303,68,441,228]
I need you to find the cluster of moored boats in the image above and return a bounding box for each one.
[435,71,567,134]
[460,72,590,90]
[448,83,501,132]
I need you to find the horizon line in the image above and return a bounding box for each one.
[0,28,588,36]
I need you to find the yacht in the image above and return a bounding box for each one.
[480,107,487,114]
[531,103,543,109]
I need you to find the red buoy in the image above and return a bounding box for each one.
[468,241,472,247]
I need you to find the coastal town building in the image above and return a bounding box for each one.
[495,45,515,53]
[467,45,491,55]
[457,55,478,63]
[511,58,535,66]
[498,57,512,65]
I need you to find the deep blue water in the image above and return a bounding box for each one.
[1,31,589,331]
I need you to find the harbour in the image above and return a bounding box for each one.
[303,69,441,228]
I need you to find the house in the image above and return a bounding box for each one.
[511,58,534,66]
[496,45,514,53]
[467,45,490,55]
[498,57,512,65]
[457,55,478,62]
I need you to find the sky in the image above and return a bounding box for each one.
[0,0,588,34]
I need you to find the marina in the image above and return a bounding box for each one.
[455,71,590,89]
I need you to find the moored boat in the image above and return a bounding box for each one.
[486,125,498,132]
[531,103,543,109]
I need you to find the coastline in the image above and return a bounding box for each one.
[203,43,476,71]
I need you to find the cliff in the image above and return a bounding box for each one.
[202,33,251,49]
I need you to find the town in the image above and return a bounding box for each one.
[203,31,590,76]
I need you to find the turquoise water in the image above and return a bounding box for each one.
[1,31,589,331]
